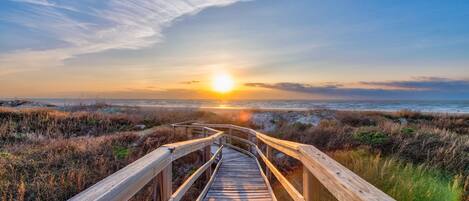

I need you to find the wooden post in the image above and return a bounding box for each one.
[172,126,176,139]
[228,128,233,145]
[202,128,212,181]
[204,145,212,181]
[155,164,172,201]
[248,135,255,154]
[188,128,193,139]
[266,145,273,181]
[303,166,320,201]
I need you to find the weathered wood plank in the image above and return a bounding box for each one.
[203,146,274,201]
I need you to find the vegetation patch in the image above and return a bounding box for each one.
[353,129,390,146]
[401,127,416,136]
[112,146,130,160]
[330,149,464,201]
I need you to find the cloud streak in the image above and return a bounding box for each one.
[1,0,243,73]
[245,77,469,100]
[361,77,469,92]
[11,0,77,11]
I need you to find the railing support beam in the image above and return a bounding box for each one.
[266,146,273,181]
[204,145,212,181]
[228,128,233,144]
[303,165,319,201]
[156,164,172,201]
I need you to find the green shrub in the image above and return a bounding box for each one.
[401,127,416,136]
[112,145,130,160]
[353,130,390,146]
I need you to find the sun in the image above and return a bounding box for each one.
[212,73,234,93]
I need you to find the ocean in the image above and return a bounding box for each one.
[36,99,469,114]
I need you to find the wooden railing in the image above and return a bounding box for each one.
[70,122,395,201]
[190,123,395,201]
[69,125,224,201]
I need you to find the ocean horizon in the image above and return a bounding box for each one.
[33,98,469,114]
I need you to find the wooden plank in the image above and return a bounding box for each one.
[220,137,277,201]
[203,146,274,201]
[299,145,395,201]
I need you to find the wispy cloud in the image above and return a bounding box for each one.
[1,0,243,73]
[180,80,201,85]
[11,0,78,11]
[245,77,469,100]
[361,77,469,92]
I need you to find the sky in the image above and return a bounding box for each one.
[1,0,469,100]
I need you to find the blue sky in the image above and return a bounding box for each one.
[0,0,469,99]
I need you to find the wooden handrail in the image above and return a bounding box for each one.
[192,123,302,159]
[71,123,395,201]
[191,123,395,201]
[195,153,224,201]
[170,145,224,201]
[163,131,223,160]
[69,126,223,201]
[69,148,172,201]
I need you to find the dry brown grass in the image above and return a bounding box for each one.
[0,125,208,201]
[0,107,221,201]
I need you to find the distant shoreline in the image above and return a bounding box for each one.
[2,99,469,114]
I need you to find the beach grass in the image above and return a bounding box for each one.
[273,149,464,201]
[330,149,463,201]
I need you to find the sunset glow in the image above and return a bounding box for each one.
[0,1,468,100]
[212,73,235,93]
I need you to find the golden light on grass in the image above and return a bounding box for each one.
[212,73,234,93]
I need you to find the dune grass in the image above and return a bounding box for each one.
[330,149,464,201]
[273,149,463,201]
[0,107,230,201]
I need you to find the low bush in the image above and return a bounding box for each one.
[353,129,390,146]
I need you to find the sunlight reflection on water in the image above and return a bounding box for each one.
[38,99,469,113]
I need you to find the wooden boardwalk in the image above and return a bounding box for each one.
[204,146,274,201]
[70,123,395,201]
